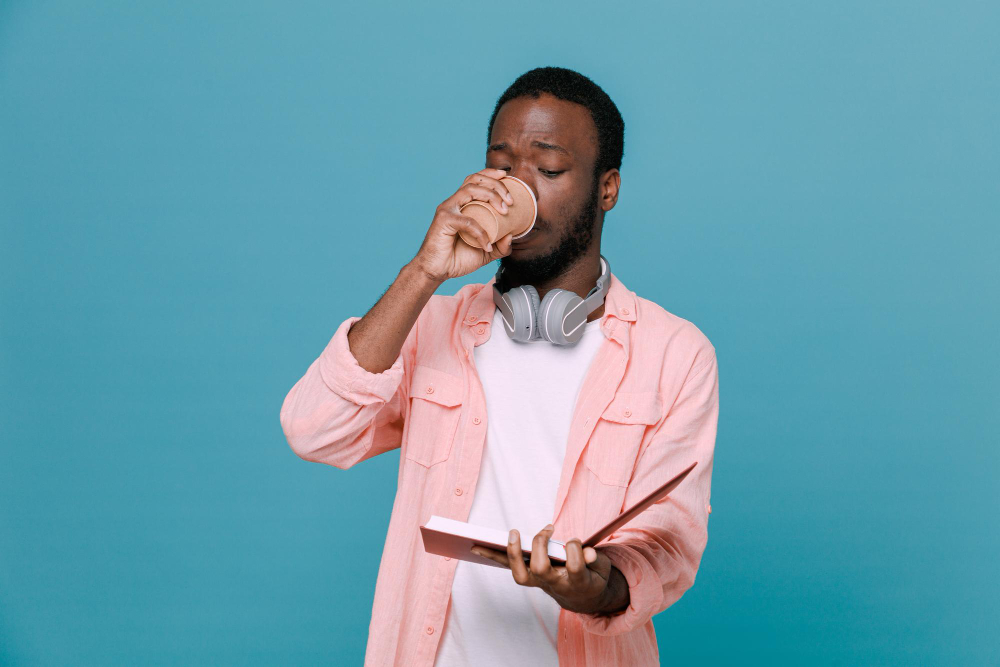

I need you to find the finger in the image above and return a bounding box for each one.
[484,174,514,205]
[471,546,510,568]
[471,545,506,558]
[465,169,515,205]
[453,216,492,251]
[495,232,514,257]
[530,524,559,584]
[443,182,498,215]
[485,232,513,260]
[565,539,588,588]
[507,529,532,585]
[460,183,509,214]
[466,167,509,184]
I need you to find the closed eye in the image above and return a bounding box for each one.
[492,166,564,178]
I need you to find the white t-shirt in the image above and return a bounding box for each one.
[433,308,606,667]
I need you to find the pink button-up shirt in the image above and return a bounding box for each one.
[279,270,720,666]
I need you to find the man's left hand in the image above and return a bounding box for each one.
[470,523,615,614]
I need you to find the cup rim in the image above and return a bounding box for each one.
[500,175,537,239]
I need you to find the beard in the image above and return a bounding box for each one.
[499,175,600,285]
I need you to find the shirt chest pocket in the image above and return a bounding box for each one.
[584,391,663,487]
[404,365,464,468]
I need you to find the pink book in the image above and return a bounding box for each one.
[420,461,698,569]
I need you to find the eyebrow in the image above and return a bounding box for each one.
[488,140,570,156]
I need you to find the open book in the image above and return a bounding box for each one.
[420,461,698,569]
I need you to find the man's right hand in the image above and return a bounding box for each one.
[411,167,517,283]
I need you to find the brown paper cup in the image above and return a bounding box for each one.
[458,175,537,249]
[457,202,499,246]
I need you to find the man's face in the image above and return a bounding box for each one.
[486,93,605,283]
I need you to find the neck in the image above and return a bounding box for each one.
[500,248,606,323]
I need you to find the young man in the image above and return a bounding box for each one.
[279,67,719,666]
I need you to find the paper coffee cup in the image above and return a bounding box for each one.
[458,201,499,245]
[458,175,537,249]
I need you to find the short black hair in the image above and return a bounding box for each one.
[487,67,625,184]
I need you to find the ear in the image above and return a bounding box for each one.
[599,169,620,212]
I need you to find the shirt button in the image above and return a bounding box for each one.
[425,385,434,394]
[707,504,712,514]
[476,326,486,335]
[472,416,481,425]
[623,408,632,418]
[426,626,434,635]
[467,314,477,322]
[454,487,463,496]
[620,307,630,316]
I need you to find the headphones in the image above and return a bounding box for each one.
[492,255,611,346]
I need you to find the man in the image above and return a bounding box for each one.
[279,66,719,666]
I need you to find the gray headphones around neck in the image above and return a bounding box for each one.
[492,255,611,346]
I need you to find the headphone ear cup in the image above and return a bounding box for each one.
[538,289,586,345]
[504,285,541,342]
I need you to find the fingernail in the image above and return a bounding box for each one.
[545,523,554,531]
[486,242,493,252]
[500,202,508,212]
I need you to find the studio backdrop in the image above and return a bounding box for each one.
[1,1,997,664]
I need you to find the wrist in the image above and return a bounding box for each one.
[403,258,444,292]
[595,566,630,615]
[405,256,445,288]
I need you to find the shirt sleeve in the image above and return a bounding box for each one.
[279,314,417,468]
[577,350,719,636]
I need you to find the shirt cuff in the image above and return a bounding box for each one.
[576,543,662,636]
[318,316,407,404]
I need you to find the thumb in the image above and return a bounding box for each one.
[496,233,514,257]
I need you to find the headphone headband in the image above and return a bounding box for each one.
[582,255,611,312]
[491,255,611,346]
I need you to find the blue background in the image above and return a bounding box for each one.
[1,1,997,664]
